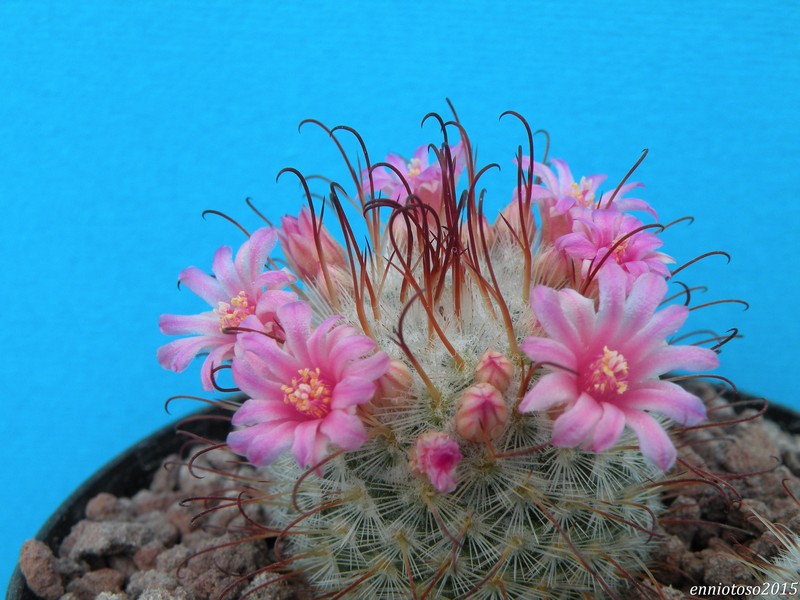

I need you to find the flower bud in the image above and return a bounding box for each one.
[373,359,414,407]
[460,215,494,250]
[409,431,462,494]
[278,207,348,282]
[474,349,515,393]
[455,383,509,443]
[494,198,536,245]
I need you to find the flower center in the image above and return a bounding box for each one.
[569,177,596,207]
[407,157,423,179]
[610,237,630,263]
[585,346,629,397]
[282,367,333,418]
[215,291,255,332]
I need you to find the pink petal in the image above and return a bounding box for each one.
[227,420,296,466]
[531,161,559,194]
[331,377,377,410]
[625,305,688,357]
[231,398,298,426]
[320,411,367,451]
[584,173,607,190]
[277,302,312,365]
[520,337,576,371]
[411,144,429,165]
[256,289,299,317]
[236,329,300,382]
[615,197,657,219]
[557,289,597,345]
[366,166,397,195]
[156,336,227,373]
[551,392,603,447]
[583,403,626,453]
[178,266,226,305]
[620,273,668,334]
[635,344,720,379]
[211,245,241,297]
[551,158,576,189]
[623,410,677,471]
[519,372,578,413]
[553,196,578,215]
[305,316,341,367]
[291,420,326,468]
[235,227,277,286]
[386,153,409,174]
[556,233,599,259]
[159,312,220,336]
[622,380,707,425]
[255,269,295,291]
[330,334,377,366]
[199,343,235,391]
[595,264,627,342]
[231,355,286,402]
[341,352,390,382]
[531,286,583,349]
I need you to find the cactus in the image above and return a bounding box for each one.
[158,108,731,599]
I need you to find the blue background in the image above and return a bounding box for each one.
[1,1,798,589]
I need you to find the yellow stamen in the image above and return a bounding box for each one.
[282,367,333,418]
[588,346,629,395]
[569,177,596,207]
[406,158,423,179]
[215,291,255,332]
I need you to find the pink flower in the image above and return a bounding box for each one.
[516,157,655,244]
[157,228,297,390]
[529,158,653,216]
[364,142,465,214]
[278,207,348,284]
[555,208,673,289]
[409,431,463,493]
[227,301,390,469]
[519,264,719,471]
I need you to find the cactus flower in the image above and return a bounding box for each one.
[555,208,673,288]
[157,227,297,390]
[520,263,719,470]
[227,301,389,469]
[364,142,465,213]
[528,157,654,217]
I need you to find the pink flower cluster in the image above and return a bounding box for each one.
[158,135,723,492]
[512,156,717,470]
[157,228,389,469]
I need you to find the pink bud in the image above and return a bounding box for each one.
[493,198,536,245]
[460,215,494,249]
[474,349,515,393]
[455,383,509,442]
[373,359,414,407]
[409,431,462,493]
[533,245,573,289]
[278,207,348,282]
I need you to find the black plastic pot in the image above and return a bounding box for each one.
[6,408,229,600]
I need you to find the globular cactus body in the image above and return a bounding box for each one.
[159,108,728,599]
